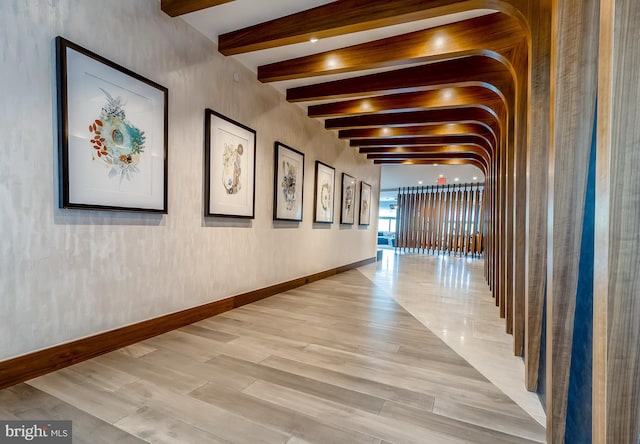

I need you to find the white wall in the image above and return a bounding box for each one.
[0,0,380,360]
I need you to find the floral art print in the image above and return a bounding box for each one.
[281,161,297,210]
[274,142,304,221]
[57,37,168,212]
[205,109,256,218]
[314,161,335,223]
[341,173,356,224]
[222,140,244,194]
[89,89,146,182]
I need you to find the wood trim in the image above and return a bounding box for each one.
[0,257,375,390]
[257,13,523,82]
[307,87,506,121]
[594,0,640,442]
[160,0,234,17]
[546,0,599,440]
[217,0,499,55]
[286,55,511,103]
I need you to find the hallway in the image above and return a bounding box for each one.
[0,257,545,443]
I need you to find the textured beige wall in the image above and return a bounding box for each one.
[0,0,380,360]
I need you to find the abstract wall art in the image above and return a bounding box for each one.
[274,142,304,221]
[204,109,256,218]
[313,161,335,223]
[56,37,168,212]
[340,173,356,225]
[359,181,372,226]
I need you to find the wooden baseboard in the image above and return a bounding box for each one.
[0,257,375,390]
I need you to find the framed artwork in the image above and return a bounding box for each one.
[340,173,356,224]
[56,37,168,213]
[313,161,335,223]
[359,181,372,226]
[204,109,256,218]
[273,142,304,221]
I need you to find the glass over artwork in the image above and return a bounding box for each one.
[341,173,356,225]
[359,181,372,226]
[56,37,168,212]
[314,161,335,223]
[204,109,256,218]
[274,142,304,221]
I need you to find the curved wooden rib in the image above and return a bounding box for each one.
[307,86,506,122]
[374,158,488,173]
[367,151,486,164]
[258,13,523,82]
[352,136,493,154]
[338,123,497,145]
[360,144,492,164]
[287,56,512,102]
[324,108,500,135]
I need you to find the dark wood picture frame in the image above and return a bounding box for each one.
[340,173,356,225]
[273,142,305,222]
[313,161,335,223]
[204,108,256,218]
[56,36,168,213]
[359,181,372,226]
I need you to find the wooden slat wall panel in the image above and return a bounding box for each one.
[594,0,640,441]
[395,184,484,257]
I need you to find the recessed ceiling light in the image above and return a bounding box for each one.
[473,176,478,180]
[439,174,444,178]
[310,37,319,43]
[327,57,338,68]
[382,127,390,134]
[433,163,438,166]
[454,177,459,182]
[433,34,447,48]
[418,180,423,185]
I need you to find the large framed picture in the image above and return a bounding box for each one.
[359,181,372,226]
[313,161,335,223]
[56,37,168,213]
[273,142,304,221]
[340,173,356,224]
[204,109,256,218]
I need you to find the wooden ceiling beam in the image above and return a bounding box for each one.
[307,86,505,121]
[352,135,493,153]
[161,0,234,17]
[218,0,493,55]
[373,158,487,172]
[368,152,488,168]
[324,108,500,133]
[258,13,523,82]
[338,123,498,147]
[359,144,491,160]
[287,55,511,102]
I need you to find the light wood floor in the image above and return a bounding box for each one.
[0,261,545,443]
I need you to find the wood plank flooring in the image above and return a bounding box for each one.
[0,265,545,443]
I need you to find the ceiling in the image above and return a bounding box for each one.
[162,0,525,184]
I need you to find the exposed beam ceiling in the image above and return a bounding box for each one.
[178,0,526,169]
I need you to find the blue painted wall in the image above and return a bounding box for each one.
[565,112,597,443]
